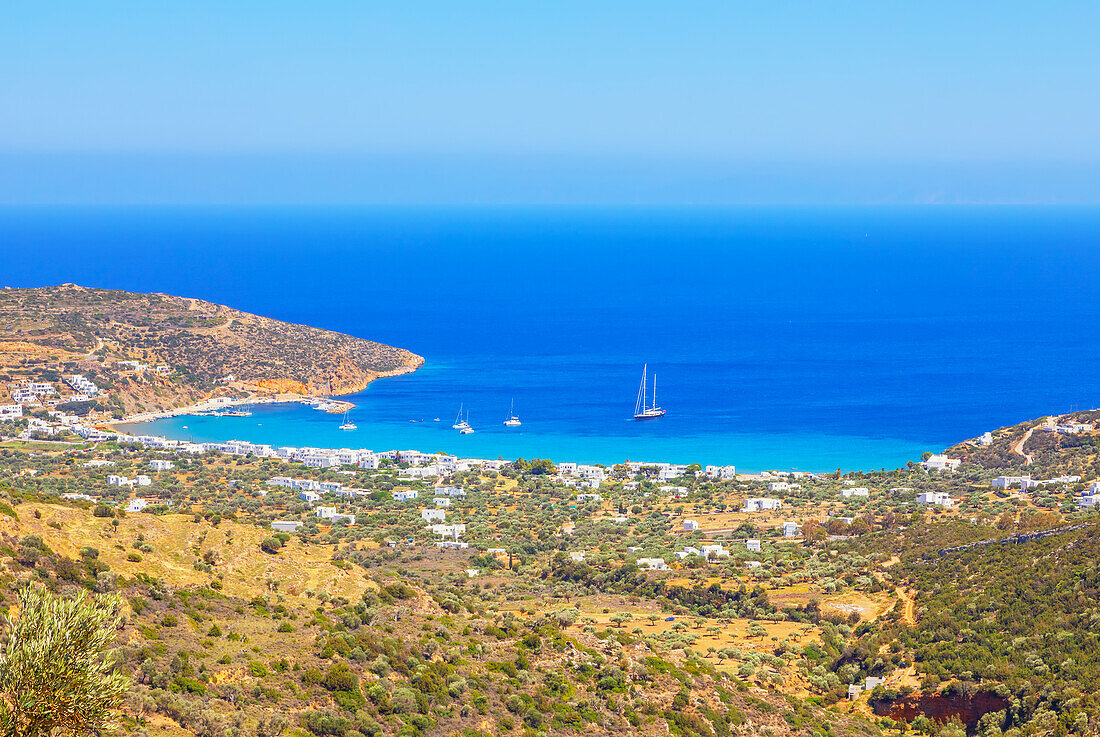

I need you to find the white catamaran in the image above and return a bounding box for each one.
[452,404,470,430]
[503,398,521,427]
[633,363,666,420]
[338,411,357,431]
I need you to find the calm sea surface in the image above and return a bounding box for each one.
[4,205,1099,471]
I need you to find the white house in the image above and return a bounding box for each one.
[0,404,22,419]
[62,493,96,502]
[916,491,953,507]
[107,475,134,487]
[992,475,1034,490]
[421,508,446,522]
[83,459,114,468]
[920,454,961,472]
[271,520,303,533]
[978,432,994,446]
[393,489,419,501]
[299,490,321,504]
[315,507,356,524]
[743,498,783,512]
[434,497,451,507]
[768,481,792,492]
[841,487,870,497]
[428,523,465,538]
[568,552,586,562]
[683,519,699,532]
[135,475,152,486]
[575,493,602,502]
[637,557,669,571]
[746,539,762,552]
[437,486,466,497]
[701,543,730,559]
[149,460,175,472]
[782,521,800,537]
[126,498,149,513]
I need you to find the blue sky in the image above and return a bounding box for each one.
[2,2,1098,203]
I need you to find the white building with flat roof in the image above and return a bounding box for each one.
[683,519,699,532]
[746,539,762,552]
[916,491,953,507]
[743,498,783,512]
[149,459,174,472]
[920,454,961,472]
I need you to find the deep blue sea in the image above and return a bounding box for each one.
[4,206,1099,471]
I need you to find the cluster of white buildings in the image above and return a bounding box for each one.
[1043,421,1094,435]
[992,475,1081,491]
[64,375,100,396]
[1078,482,1100,509]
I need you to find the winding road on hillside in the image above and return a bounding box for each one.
[1012,426,1036,465]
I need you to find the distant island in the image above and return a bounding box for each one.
[0,284,423,419]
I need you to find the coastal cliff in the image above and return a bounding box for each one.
[0,284,423,415]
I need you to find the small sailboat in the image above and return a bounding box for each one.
[503,398,521,427]
[633,363,666,420]
[452,404,471,431]
[339,411,357,431]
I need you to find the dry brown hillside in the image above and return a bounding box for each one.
[0,284,422,412]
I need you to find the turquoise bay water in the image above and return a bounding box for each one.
[8,206,1100,471]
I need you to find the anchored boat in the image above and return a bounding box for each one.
[633,363,666,420]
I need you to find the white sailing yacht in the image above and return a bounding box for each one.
[503,398,521,427]
[339,410,356,431]
[452,403,470,430]
[633,363,666,420]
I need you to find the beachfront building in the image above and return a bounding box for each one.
[149,459,175,472]
[920,454,961,472]
[393,489,419,501]
[916,491,954,507]
[421,508,446,522]
[271,520,303,533]
[705,464,737,480]
[637,557,670,571]
[683,519,699,532]
[743,498,783,512]
[746,539,762,552]
[782,521,800,537]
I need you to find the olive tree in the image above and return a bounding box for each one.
[0,585,129,737]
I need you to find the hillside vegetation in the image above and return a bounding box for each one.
[0,284,422,414]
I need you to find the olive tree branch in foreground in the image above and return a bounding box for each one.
[0,585,130,737]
